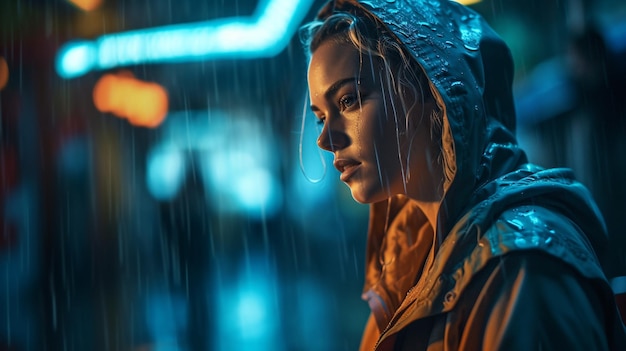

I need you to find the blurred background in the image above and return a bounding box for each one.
[0,0,624,350]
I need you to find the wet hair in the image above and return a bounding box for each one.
[300,8,436,128]
[299,4,450,187]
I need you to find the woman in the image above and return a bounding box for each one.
[300,0,626,350]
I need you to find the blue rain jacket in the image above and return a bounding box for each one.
[311,1,626,350]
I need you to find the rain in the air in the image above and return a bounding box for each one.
[1,0,625,350]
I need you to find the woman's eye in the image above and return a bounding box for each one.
[339,94,357,111]
[316,116,326,125]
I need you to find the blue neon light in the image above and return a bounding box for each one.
[146,111,282,218]
[56,0,314,78]
[146,146,186,201]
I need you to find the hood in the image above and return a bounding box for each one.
[312,0,529,329]
[319,0,525,232]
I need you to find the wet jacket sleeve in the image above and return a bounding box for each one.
[458,250,621,351]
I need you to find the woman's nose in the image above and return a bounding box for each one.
[317,123,349,152]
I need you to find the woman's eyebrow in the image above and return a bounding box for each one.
[310,77,358,112]
[324,77,357,99]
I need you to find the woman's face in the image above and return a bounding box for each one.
[308,39,437,204]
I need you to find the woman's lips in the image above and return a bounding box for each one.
[334,159,361,182]
[339,163,361,182]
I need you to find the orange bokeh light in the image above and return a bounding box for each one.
[68,0,103,11]
[0,57,8,90]
[93,71,168,128]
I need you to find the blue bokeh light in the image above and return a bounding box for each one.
[215,255,283,351]
[56,41,97,79]
[146,292,189,351]
[146,146,186,201]
[146,111,282,218]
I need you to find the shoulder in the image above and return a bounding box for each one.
[445,206,625,349]
[481,204,605,280]
[451,250,622,351]
[439,204,608,312]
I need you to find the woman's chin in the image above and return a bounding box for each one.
[348,185,386,204]
[351,194,370,204]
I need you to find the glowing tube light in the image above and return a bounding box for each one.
[56,0,314,79]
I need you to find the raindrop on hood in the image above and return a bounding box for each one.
[463,42,480,51]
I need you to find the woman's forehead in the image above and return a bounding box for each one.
[307,41,375,92]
